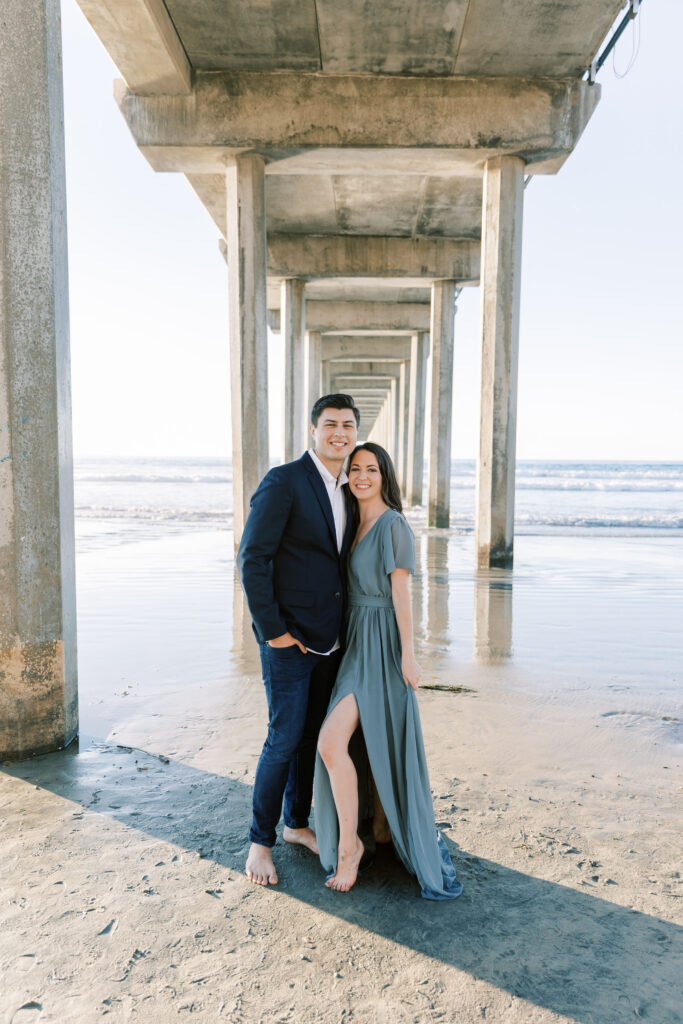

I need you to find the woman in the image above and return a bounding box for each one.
[314,443,463,900]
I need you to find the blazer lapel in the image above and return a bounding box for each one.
[304,453,338,550]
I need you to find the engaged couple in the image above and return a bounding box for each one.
[237,394,462,900]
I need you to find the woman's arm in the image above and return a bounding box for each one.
[390,568,422,691]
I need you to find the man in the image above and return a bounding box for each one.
[237,394,360,886]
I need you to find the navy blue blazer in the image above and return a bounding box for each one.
[236,451,355,650]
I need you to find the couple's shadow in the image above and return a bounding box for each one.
[4,738,681,1024]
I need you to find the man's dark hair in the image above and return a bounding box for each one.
[310,393,360,428]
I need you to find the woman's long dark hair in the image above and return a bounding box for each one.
[346,442,403,525]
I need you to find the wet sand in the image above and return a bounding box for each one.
[1,527,681,1023]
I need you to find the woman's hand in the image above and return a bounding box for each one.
[401,651,421,691]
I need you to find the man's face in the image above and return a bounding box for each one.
[310,407,358,465]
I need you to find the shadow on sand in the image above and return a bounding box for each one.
[4,738,681,1024]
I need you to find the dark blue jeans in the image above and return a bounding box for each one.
[249,643,341,848]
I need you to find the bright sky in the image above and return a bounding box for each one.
[62,0,683,461]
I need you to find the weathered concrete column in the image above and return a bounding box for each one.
[226,153,269,543]
[281,278,306,461]
[389,379,399,463]
[306,331,322,424]
[0,0,77,759]
[475,156,524,569]
[406,332,429,506]
[397,361,409,490]
[428,281,456,527]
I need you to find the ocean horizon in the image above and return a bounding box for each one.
[73,456,683,552]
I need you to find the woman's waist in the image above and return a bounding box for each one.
[347,593,394,609]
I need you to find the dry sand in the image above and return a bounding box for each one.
[1,529,681,1023]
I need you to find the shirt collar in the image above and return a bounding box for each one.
[309,449,348,487]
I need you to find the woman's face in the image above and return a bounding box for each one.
[348,449,382,502]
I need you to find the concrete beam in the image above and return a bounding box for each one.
[322,337,412,362]
[324,361,405,378]
[268,301,431,334]
[115,73,600,175]
[267,235,480,283]
[77,0,192,95]
[1,0,78,759]
[476,156,524,570]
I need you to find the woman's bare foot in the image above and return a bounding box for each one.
[245,843,278,886]
[283,825,319,855]
[325,837,364,892]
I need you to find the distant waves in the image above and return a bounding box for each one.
[73,457,683,537]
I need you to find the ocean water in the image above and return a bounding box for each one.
[73,456,683,553]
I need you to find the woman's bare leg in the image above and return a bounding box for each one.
[317,694,365,892]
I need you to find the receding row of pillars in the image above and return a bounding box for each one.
[0,0,523,758]
[225,151,523,560]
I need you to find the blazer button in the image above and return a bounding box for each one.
[334,592,341,599]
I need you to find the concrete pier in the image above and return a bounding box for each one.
[281,278,306,461]
[306,331,322,428]
[406,332,429,506]
[397,362,409,488]
[226,154,269,543]
[428,281,457,527]
[475,156,524,569]
[0,0,78,759]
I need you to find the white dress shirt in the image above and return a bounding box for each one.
[307,449,348,654]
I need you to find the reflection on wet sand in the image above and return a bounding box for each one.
[473,570,513,663]
[420,535,451,645]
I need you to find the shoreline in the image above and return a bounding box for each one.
[1,529,681,1022]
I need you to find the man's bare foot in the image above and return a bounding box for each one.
[245,843,278,886]
[325,837,364,893]
[283,825,319,855]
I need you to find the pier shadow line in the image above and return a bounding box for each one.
[4,739,681,1024]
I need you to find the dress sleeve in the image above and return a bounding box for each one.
[382,513,416,575]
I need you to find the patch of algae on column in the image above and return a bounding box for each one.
[0,640,69,758]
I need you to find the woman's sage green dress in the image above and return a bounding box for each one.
[314,509,463,901]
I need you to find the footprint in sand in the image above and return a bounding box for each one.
[9,1002,42,1024]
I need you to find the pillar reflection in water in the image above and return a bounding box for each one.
[473,570,513,662]
[231,568,249,667]
[422,535,451,647]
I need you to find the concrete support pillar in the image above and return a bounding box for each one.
[281,278,306,461]
[226,153,269,543]
[406,331,429,506]
[306,331,322,428]
[389,379,399,463]
[475,156,524,569]
[0,0,78,759]
[428,281,456,527]
[369,395,387,450]
[397,361,410,491]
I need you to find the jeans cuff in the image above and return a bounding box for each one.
[283,815,309,830]
[248,826,276,848]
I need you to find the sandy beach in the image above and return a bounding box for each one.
[1,523,682,1023]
